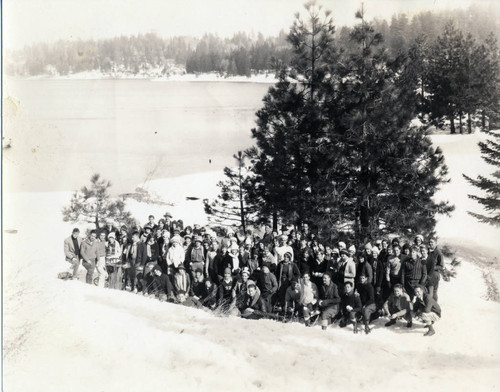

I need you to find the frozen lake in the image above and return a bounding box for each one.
[3,79,272,193]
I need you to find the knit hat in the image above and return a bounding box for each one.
[415,234,424,243]
[177,264,185,270]
[194,235,203,243]
[332,248,340,255]
[338,241,346,249]
[108,232,116,239]
[171,235,182,244]
[372,246,380,254]
[72,228,80,233]
[348,245,356,254]
[284,252,293,260]
[230,243,239,252]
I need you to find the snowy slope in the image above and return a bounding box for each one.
[3,133,500,391]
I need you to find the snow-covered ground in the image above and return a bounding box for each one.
[3,132,500,391]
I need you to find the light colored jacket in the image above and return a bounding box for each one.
[64,235,82,262]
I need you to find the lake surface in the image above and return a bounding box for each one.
[3,79,272,193]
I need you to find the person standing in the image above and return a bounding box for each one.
[427,237,444,301]
[105,232,123,290]
[63,228,82,280]
[95,232,109,288]
[80,230,98,285]
[401,246,427,300]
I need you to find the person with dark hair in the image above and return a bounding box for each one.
[202,278,218,309]
[356,253,373,285]
[217,268,236,313]
[413,285,441,336]
[402,246,427,300]
[284,277,301,316]
[144,215,157,232]
[241,283,269,320]
[124,231,147,293]
[144,265,174,302]
[63,228,82,280]
[318,272,341,330]
[339,281,362,333]
[190,268,209,302]
[310,250,328,288]
[81,230,98,285]
[173,264,191,296]
[383,283,412,328]
[357,273,376,334]
[275,252,300,309]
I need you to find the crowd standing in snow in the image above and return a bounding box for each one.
[63,213,443,336]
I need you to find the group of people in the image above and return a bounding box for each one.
[63,213,443,336]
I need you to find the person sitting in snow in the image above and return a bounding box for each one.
[190,268,209,303]
[173,264,191,296]
[318,271,341,331]
[339,281,362,333]
[413,285,441,336]
[144,265,174,302]
[229,267,254,315]
[240,283,269,320]
[202,278,218,309]
[217,268,236,313]
[383,283,412,328]
[284,277,301,317]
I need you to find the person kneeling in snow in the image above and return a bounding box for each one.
[241,284,269,320]
[383,283,412,328]
[318,272,341,330]
[339,281,362,333]
[413,285,441,336]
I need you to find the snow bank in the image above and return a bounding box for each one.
[3,132,500,391]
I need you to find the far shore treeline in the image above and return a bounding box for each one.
[6,4,499,79]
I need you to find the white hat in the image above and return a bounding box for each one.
[108,232,116,239]
[171,235,182,244]
[348,245,356,254]
[338,241,346,249]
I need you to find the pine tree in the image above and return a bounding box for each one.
[204,152,257,231]
[463,130,500,226]
[62,173,134,230]
[245,0,335,230]
[319,7,454,240]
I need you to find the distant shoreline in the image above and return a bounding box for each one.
[15,71,278,84]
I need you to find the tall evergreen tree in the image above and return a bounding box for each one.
[318,7,454,240]
[463,130,500,226]
[245,0,335,230]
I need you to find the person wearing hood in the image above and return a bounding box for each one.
[402,246,427,300]
[81,230,98,285]
[318,272,341,330]
[241,283,269,320]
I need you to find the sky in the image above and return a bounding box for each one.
[3,0,498,49]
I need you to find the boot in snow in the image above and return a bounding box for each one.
[424,325,435,336]
[364,324,371,334]
[385,319,396,327]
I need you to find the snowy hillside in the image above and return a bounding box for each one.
[3,133,500,391]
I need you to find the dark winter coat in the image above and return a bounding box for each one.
[275,262,300,288]
[414,293,441,317]
[427,248,444,286]
[402,258,427,286]
[318,281,341,309]
[191,279,209,300]
[340,291,362,315]
[357,282,375,306]
[256,271,278,298]
[356,261,373,284]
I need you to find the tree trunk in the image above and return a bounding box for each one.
[467,112,472,134]
[95,214,100,231]
[482,110,486,131]
[449,113,456,134]
[359,204,370,240]
[459,112,463,134]
[272,210,278,232]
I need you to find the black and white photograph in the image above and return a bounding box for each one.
[3,0,500,391]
